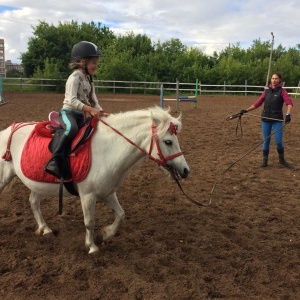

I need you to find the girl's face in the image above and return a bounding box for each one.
[271,74,281,88]
[86,57,100,75]
[79,57,100,75]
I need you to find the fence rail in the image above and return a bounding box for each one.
[2,77,300,97]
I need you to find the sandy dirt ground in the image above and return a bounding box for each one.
[0,91,300,300]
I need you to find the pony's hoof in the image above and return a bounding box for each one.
[35,228,43,236]
[88,245,99,254]
[43,228,53,236]
[35,227,53,236]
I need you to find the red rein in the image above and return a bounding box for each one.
[2,120,183,169]
[99,119,183,168]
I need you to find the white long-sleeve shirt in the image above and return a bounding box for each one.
[63,70,102,112]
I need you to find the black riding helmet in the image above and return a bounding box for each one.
[71,41,104,61]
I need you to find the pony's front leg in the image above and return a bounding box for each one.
[29,191,53,236]
[80,194,98,254]
[101,192,125,241]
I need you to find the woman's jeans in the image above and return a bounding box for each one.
[261,120,284,151]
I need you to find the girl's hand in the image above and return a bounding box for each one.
[99,110,109,117]
[84,105,109,117]
[89,108,101,117]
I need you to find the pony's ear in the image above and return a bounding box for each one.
[177,112,182,121]
[151,111,160,126]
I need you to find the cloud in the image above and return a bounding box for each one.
[0,0,299,64]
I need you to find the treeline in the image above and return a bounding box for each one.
[16,20,300,88]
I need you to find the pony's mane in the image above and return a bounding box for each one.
[107,106,182,136]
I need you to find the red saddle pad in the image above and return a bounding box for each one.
[21,128,92,183]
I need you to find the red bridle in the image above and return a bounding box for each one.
[148,123,183,167]
[99,119,183,168]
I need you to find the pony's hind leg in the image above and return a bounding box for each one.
[29,191,53,236]
[0,161,16,193]
[101,192,125,241]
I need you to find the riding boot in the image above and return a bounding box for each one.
[277,148,291,168]
[260,150,269,168]
[44,134,72,178]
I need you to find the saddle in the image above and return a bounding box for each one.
[36,112,98,153]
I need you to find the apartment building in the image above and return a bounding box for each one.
[0,38,5,77]
[5,60,23,74]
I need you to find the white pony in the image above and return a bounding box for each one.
[0,106,190,254]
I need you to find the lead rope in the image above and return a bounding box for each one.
[167,165,211,207]
[98,118,208,207]
[226,112,284,138]
[209,113,287,202]
[225,113,243,138]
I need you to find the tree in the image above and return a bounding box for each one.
[150,39,187,82]
[98,43,142,81]
[180,47,212,82]
[19,20,300,86]
[275,48,300,86]
[6,69,21,78]
[113,32,154,58]
[20,20,115,77]
[33,57,65,92]
[34,58,61,79]
[218,43,247,63]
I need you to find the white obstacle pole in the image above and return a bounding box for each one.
[160,79,199,109]
[177,79,199,108]
[160,82,178,108]
[295,81,300,98]
[265,32,275,89]
[160,84,164,108]
[193,78,199,108]
[175,80,179,112]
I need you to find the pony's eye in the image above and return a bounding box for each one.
[164,140,173,146]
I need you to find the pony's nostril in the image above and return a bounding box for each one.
[181,168,190,178]
[184,168,190,175]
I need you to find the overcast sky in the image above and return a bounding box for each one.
[0,0,299,64]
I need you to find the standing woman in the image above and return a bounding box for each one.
[239,73,293,168]
[44,41,109,178]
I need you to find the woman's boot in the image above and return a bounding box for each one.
[260,150,269,167]
[277,148,291,168]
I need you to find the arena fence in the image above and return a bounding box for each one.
[2,77,300,98]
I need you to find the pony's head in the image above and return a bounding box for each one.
[149,106,189,179]
[102,106,189,179]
